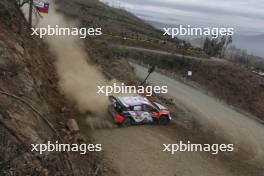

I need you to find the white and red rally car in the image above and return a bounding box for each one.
[108,95,172,126]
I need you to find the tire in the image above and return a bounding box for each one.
[159,116,170,125]
[122,117,132,127]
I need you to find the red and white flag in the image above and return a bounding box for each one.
[34,0,49,13]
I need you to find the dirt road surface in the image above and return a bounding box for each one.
[93,126,240,176]
[92,63,264,176]
[130,63,264,159]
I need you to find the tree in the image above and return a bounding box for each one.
[16,0,41,27]
[16,0,30,7]
[203,35,233,57]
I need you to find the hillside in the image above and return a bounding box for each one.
[1,0,264,175]
[0,0,112,175]
[54,0,264,121]
[54,0,206,57]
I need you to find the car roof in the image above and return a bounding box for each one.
[117,96,153,107]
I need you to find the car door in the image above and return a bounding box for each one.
[143,104,159,121]
[129,105,145,123]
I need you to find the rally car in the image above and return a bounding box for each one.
[108,95,172,126]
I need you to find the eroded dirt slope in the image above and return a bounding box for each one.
[0,1,106,175]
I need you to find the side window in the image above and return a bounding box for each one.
[143,105,157,112]
[133,105,142,111]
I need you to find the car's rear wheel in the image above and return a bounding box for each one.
[159,115,170,125]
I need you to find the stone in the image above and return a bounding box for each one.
[66,119,79,132]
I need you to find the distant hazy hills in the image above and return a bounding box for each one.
[146,20,264,58]
[233,34,264,58]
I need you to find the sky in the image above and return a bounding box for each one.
[100,0,264,35]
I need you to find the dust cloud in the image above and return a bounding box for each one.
[35,2,111,127]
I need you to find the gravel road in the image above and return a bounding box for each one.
[92,63,264,176]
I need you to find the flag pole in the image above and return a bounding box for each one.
[29,0,33,27]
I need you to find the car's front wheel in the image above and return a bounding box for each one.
[159,115,170,125]
[122,117,132,127]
